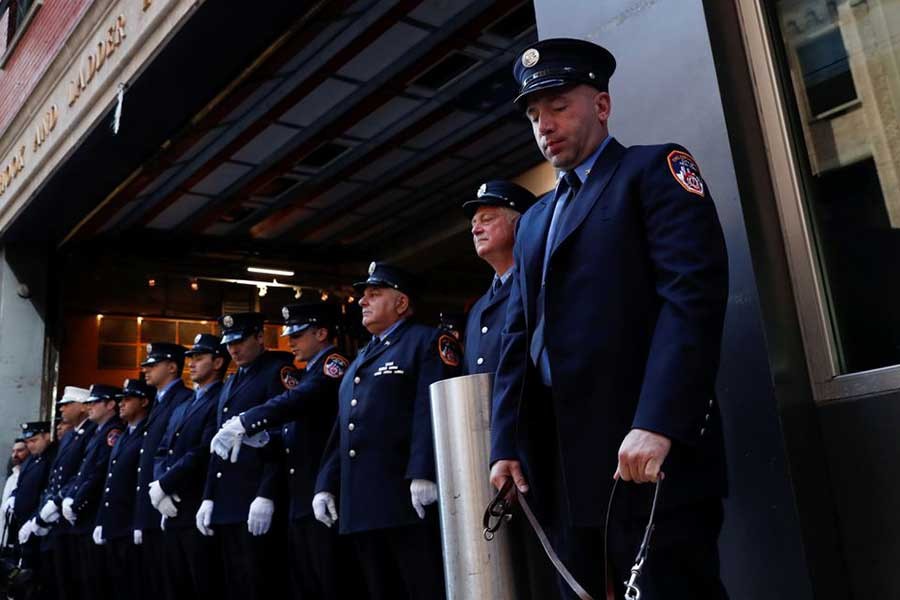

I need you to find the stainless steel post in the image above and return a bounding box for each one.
[430,373,517,600]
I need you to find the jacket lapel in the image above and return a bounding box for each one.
[550,138,626,258]
[358,320,411,369]
[520,193,555,314]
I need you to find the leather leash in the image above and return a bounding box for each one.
[483,477,662,600]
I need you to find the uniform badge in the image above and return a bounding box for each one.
[368,261,376,275]
[106,429,122,447]
[194,333,202,344]
[438,334,462,367]
[323,354,349,379]
[522,48,540,68]
[280,366,301,390]
[223,315,234,328]
[145,343,153,355]
[477,183,487,198]
[282,306,290,320]
[667,150,705,197]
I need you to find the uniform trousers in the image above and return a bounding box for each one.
[37,545,57,600]
[287,515,359,599]
[139,529,171,600]
[163,526,222,600]
[52,535,80,600]
[75,533,108,600]
[350,515,446,600]
[105,536,142,600]
[217,522,288,600]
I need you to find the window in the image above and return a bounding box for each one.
[98,316,216,370]
[0,0,41,66]
[739,0,900,400]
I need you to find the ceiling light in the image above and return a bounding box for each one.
[258,285,268,297]
[347,295,355,304]
[147,278,157,288]
[320,290,329,302]
[190,279,199,292]
[294,288,302,299]
[247,267,294,277]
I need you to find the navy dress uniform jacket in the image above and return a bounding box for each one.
[203,351,296,525]
[464,277,513,375]
[11,443,57,531]
[63,417,124,535]
[316,320,462,534]
[492,139,729,527]
[38,421,96,537]
[96,421,147,540]
[154,380,223,530]
[135,382,192,532]
[242,347,347,521]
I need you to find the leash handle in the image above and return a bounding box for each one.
[482,480,513,541]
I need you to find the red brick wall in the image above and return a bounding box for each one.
[0,0,94,136]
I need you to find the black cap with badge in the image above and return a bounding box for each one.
[141,342,188,368]
[20,421,51,439]
[281,304,338,337]
[185,333,229,358]
[462,180,538,218]
[86,384,124,403]
[121,378,156,400]
[219,312,265,344]
[512,37,616,105]
[353,261,420,299]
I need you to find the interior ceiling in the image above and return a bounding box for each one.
[66,0,542,293]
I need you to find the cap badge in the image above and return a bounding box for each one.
[282,306,291,320]
[477,184,487,198]
[368,261,376,275]
[193,333,202,344]
[145,343,153,354]
[223,315,234,328]
[522,48,540,68]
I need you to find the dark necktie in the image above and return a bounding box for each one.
[489,277,502,299]
[530,171,581,386]
[360,337,379,359]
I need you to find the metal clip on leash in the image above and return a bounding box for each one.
[621,479,662,600]
[482,479,514,541]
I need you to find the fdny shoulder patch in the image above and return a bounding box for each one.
[281,366,302,390]
[667,150,705,197]
[323,353,349,379]
[106,429,122,447]
[438,334,462,367]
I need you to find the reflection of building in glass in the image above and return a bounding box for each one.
[779,0,900,226]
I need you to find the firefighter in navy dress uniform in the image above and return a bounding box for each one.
[211,303,359,599]
[61,384,124,600]
[197,312,295,600]
[489,39,730,599]
[33,386,95,600]
[462,180,537,376]
[137,342,191,600]
[314,262,462,600]
[154,333,228,599]
[11,420,55,599]
[93,378,152,600]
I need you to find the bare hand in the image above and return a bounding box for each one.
[614,429,671,483]
[490,459,529,500]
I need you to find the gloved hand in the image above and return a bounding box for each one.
[17,519,35,545]
[195,500,214,536]
[92,526,105,545]
[158,494,179,518]
[3,495,15,512]
[312,492,338,528]
[211,417,245,462]
[410,479,438,519]
[247,497,274,536]
[61,497,77,525]
[39,500,59,523]
[133,529,142,545]
[160,515,167,531]
[148,480,166,509]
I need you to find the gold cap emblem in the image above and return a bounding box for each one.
[223,315,234,328]
[522,48,539,68]
[368,261,376,275]
[145,343,153,354]
[194,333,202,344]
[282,306,290,320]
[477,184,487,198]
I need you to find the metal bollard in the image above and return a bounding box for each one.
[430,373,518,600]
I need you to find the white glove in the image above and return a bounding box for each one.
[39,500,59,523]
[3,495,14,512]
[410,479,438,519]
[61,497,76,525]
[195,500,214,536]
[17,519,35,545]
[247,497,274,536]
[133,529,142,545]
[312,492,338,528]
[32,519,49,538]
[92,526,105,545]
[211,417,245,462]
[157,494,180,519]
[160,515,167,531]
[148,480,166,509]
